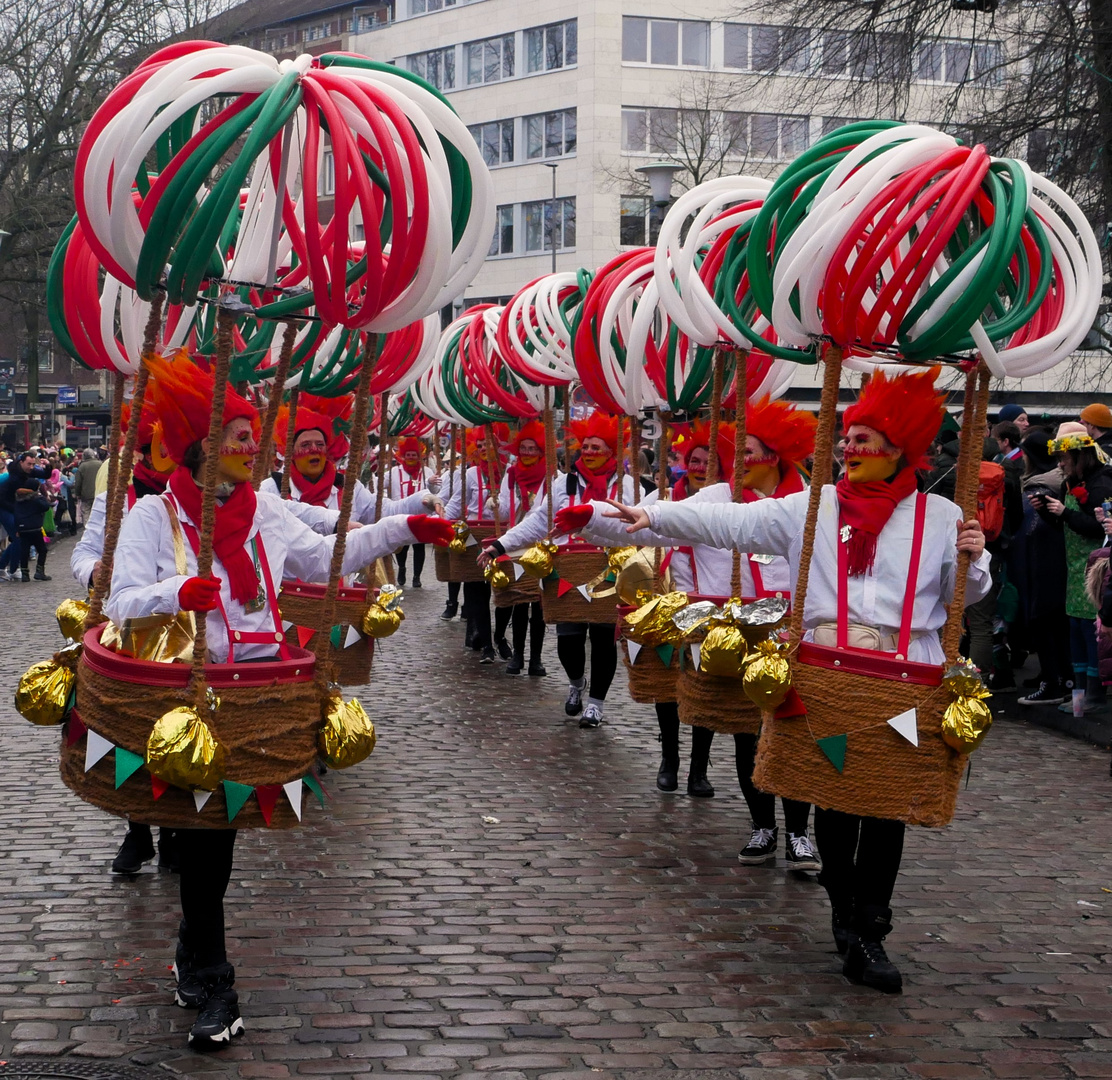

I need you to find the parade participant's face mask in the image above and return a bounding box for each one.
[214,418,259,485]
[843,424,901,484]
[579,437,613,473]
[743,435,780,493]
[293,430,328,480]
[516,439,541,468]
[402,450,421,468]
[686,447,709,490]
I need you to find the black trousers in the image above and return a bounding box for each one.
[555,623,617,700]
[177,828,237,967]
[733,732,811,834]
[395,543,425,581]
[463,580,492,649]
[814,808,904,922]
[447,580,461,606]
[18,529,48,571]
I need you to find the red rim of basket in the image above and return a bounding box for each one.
[796,640,941,687]
[279,580,370,602]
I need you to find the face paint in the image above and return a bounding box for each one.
[293,432,327,481]
[517,454,541,467]
[843,424,900,484]
[580,437,613,473]
[686,447,709,490]
[216,417,258,485]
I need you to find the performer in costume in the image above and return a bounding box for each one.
[484,411,655,728]
[603,368,989,992]
[493,421,553,675]
[442,425,508,663]
[108,354,452,1048]
[388,436,438,586]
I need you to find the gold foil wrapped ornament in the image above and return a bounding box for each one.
[518,539,558,579]
[15,643,82,726]
[318,693,377,769]
[699,625,746,678]
[146,702,226,791]
[622,591,689,646]
[614,549,674,605]
[361,584,405,638]
[742,639,793,710]
[941,660,993,753]
[734,597,789,646]
[448,520,471,553]
[56,599,90,642]
[607,546,638,575]
[484,561,511,590]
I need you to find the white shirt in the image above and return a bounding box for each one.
[107,491,418,662]
[442,465,507,524]
[387,463,434,500]
[646,486,991,665]
[258,474,429,532]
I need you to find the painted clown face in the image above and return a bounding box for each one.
[402,448,421,468]
[742,435,779,493]
[579,436,613,472]
[293,429,329,480]
[517,438,542,467]
[215,417,259,485]
[843,424,900,484]
[686,446,709,490]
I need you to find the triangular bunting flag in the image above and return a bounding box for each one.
[329,625,343,648]
[627,640,642,664]
[296,625,316,648]
[193,789,214,813]
[66,713,87,747]
[774,687,807,720]
[465,533,479,547]
[816,734,847,773]
[886,708,919,747]
[282,620,294,633]
[222,780,254,822]
[302,774,326,808]
[344,624,362,648]
[84,730,113,772]
[576,584,593,603]
[690,644,701,670]
[282,779,303,821]
[114,748,145,790]
[151,775,170,801]
[655,643,675,667]
[513,562,525,580]
[255,784,282,826]
[556,578,575,598]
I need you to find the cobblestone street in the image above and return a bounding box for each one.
[2,533,1112,1078]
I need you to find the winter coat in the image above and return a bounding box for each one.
[1013,466,1067,623]
[14,480,52,533]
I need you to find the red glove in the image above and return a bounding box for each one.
[554,505,593,534]
[407,514,455,547]
[178,576,222,612]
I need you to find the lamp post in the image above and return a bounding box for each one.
[635,160,679,244]
[543,161,558,274]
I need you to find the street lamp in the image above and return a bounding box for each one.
[543,161,558,274]
[635,161,679,245]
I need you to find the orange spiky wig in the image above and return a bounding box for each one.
[716,422,736,475]
[465,424,510,464]
[397,436,422,457]
[508,420,546,455]
[568,410,620,450]
[276,394,353,461]
[119,397,160,450]
[842,366,945,470]
[746,397,818,465]
[680,419,711,460]
[145,352,259,466]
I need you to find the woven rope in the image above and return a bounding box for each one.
[484,422,502,533]
[620,639,679,704]
[279,386,299,498]
[434,524,498,582]
[730,353,747,597]
[540,550,614,624]
[544,390,556,536]
[493,574,541,608]
[705,350,725,486]
[675,665,762,734]
[278,589,371,631]
[252,320,297,489]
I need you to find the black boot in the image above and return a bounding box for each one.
[173,922,205,1009]
[187,962,244,1048]
[441,601,458,620]
[34,555,50,581]
[506,650,524,675]
[528,634,546,677]
[687,725,715,797]
[112,822,155,874]
[158,828,180,873]
[20,569,30,582]
[656,708,680,793]
[831,904,856,956]
[843,906,902,993]
[495,636,513,661]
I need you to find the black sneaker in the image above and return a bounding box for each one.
[738,826,777,865]
[479,647,496,664]
[173,940,205,1009]
[986,671,1018,694]
[843,939,903,993]
[785,832,822,871]
[579,703,603,728]
[111,825,155,874]
[412,577,422,588]
[1018,681,1069,706]
[687,773,715,798]
[397,573,406,586]
[528,661,547,677]
[832,910,855,955]
[565,683,584,716]
[440,603,458,620]
[188,989,244,1048]
[495,637,513,661]
[656,757,679,792]
[34,570,52,581]
[506,652,524,675]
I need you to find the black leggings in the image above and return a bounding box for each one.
[177,828,237,968]
[396,543,425,580]
[814,808,904,916]
[495,601,545,658]
[556,623,617,700]
[463,580,491,648]
[447,581,461,606]
[733,732,811,834]
[18,529,48,571]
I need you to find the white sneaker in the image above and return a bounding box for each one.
[579,703,603,728]
[0,570,12,582]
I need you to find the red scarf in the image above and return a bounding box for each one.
[511,459,546,493]
[291,460,337,507]
[132,459,169,495]
[402,460,424,479]
[835,466,919,577]
[576,457,617,502]
[169,467,260,605]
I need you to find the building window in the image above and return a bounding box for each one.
[724,23,809,72]
[302,21,332,41]
[322,151,336,195]
[407,47,456,90]
[621,107,683,154]
[917,39,1004,85]
[723,113,810,159]
[410,0,455,12]
[465,34,515,85]
[353,10,390,31]
[619,196,661,247]
[468,119,515,167]
[524,197,576,252]
[524,20,577,73]
[622,17,709,67]
[821,116,860,138]
[525,109,576,159]
[489,205,514,256]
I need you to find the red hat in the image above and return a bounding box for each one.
[119,397,159,450]
[276,394,353,461]
[842,366,945,470]
[145,352,259,466]
[397,436,422,456]
[746,397,817,466]
[568,410,620,450]
[716,422,737,476]
[508,420,545,455]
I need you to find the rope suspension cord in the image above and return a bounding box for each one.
[544,387,556,536]
[279,387,299,498]
[705,348,726,487]
[252,320,298,489]
[730,355,747,598]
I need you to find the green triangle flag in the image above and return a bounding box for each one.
[223,780,254,822]
[655,643,675,667]
[114,748,145,789]
[330,625,342,648]
[302,774,325,808]
[816,734,847,773]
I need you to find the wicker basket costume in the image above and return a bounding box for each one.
[540,545,615,624]
[434,522,497,582]
[279,580,374,686]
[493,571,541,609]
[61,626,320,830]
[617,604,680,703]
[676,660,762,734]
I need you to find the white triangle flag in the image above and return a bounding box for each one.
[193,789,214,813]
[343,624,362,649]
[84,731,113,772]
[282,620,294,633]
[627,640,642,664]
[576,584,593,602]
[690,644,702,670]
[282,780,303,821]
[513,562,525,580]
[465,533,479,547]
[886,708,919,747]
